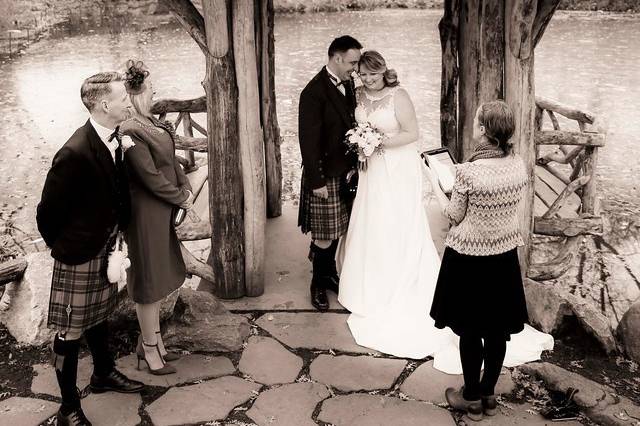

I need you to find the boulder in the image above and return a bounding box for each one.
[163,288,250,352]
[0,252,55,346]
[619,299,640,363]
[110,287,179,330]
[524,279,573,333]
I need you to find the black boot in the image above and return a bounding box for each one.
[309,243,330,311]
[52,334,86,423]
[56,407,92,426]
[325,240,340,294]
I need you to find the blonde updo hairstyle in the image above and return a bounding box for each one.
[358,50,399,88]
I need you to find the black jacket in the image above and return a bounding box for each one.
[36,120,130,265]
[298,67,358,190]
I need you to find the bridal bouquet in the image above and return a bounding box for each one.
[345,122,385,164]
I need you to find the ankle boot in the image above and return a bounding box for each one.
[52,334,81,416]
[325,240,340,293]
[309,243,329,311]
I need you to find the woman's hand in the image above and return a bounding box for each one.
[179,190,194,210]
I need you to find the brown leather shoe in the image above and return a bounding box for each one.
[56,407,92,426]
[482,394,498,416]
[445,387,483,421]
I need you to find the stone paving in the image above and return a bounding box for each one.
[5,205,582,425]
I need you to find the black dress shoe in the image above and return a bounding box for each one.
[89,369,144,394]
[56,407,92,426]
[310,284,329,311]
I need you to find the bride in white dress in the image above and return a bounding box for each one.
[338,50,553,374]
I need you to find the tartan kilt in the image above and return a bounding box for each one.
[47,238,117,334]
[298,172,350,241]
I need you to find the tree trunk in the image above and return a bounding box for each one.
[202,0,245,299]
[457,0,504,161]
[439,0,459,156]
[0,258,27,287]
[233,0,266,297]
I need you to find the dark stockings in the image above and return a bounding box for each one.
[459,334,507,401]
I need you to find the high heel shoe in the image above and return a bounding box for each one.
[135,336,176,375]
[155,331,181,362]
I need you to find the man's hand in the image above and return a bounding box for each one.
[312,186,329,199]
[180,190,194,210]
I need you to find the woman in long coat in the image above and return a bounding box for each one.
[121,60,193,375]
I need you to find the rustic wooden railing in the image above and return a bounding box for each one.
[527,96,605,281]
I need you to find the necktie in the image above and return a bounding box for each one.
[109,126,126,228]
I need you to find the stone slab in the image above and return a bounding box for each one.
[31,356,93,397]
[247,382,330,426]
[82,392,142,426]
[401,360,515,404]
[146,376,261,426]
[318,393,456,426]
[310,354,406,391]
[116,353,235,387]
[256,312,374,354]
[239,336,303,385]
[0,396,58,426]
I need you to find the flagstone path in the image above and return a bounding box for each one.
[5,205,584,425]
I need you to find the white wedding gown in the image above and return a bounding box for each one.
[337,87,554,374]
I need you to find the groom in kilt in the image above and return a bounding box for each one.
[37,72,143,426]
[298,35,362,311]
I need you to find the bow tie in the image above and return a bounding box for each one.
[108,126,122,146]
[329,75,348,87]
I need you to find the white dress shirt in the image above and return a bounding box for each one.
[89,117,118,163]
[326,66,346,96]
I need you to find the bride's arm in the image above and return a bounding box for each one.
[383,88,419,146]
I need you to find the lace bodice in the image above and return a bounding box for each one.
[355,86,401,136]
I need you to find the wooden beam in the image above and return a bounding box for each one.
[175,135,208,152]
[180,242,216,283]
[0,258,27,287]
[439,0,459,157]
[540,163,570,185]
[534,216,603,236]
[537,145,583,165]
[258,0,282,219]
[176,221,212,241]
[527,250,573,281]
[542,175,590,218]
[151,96,206,115]
[535,96,595,124]
[532,0,561,48]
[581,146,599,214]
[202,0,245,299]
[535,130,605,147]
[507,0,537,60]
[233,0,266,297]
[160,0,208,56]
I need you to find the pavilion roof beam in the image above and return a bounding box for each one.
[160,0,209,56]
[533,0,561,48]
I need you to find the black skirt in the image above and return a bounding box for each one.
[429,247,529,340]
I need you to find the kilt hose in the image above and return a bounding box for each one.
[47,233,118,334]
[298,173,350,241]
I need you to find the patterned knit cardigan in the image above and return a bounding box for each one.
[444,155,529,256]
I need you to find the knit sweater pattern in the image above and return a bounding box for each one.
[444,155,529,256]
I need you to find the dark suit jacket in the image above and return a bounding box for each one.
[298,67,357,190]
[36,120,130,265]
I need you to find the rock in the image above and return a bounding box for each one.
[82,392,142,426]
[619,299,640,363]
[566,292,619,353]
[309,354,406,392]
[0,252,55,346]
[116,353,235,387]
[523,279,573,333]
[247,382,330,426]
[0,396,59,426]
[401,360,514,405]
[519,362,640,426]
[31,356,93,397]
[256,312,374,354]
[239,336,303,385]
[146,376,261,426]
[110,287,179,329]
[318,394,456,426]
[164,288,250,352]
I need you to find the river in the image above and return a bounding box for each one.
[0,9,637,248]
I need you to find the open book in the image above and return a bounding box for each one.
[421,148,456,195]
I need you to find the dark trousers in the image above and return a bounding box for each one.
[53,321,115,413]
[459,334,507,401]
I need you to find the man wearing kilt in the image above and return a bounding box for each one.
[298,36,362,311]
[37,72,144,426]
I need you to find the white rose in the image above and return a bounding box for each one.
[121,135,135,152]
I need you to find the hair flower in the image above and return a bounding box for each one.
[124,59,149,95]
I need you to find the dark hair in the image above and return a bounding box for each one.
[478,100,515,154]
[80,72,124,112]
[123,59,150,95]
[328,35,362,57]
[358,50,399,88]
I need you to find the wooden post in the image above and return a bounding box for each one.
[438,0,459,155]
[457,0,504,162]
[202,0,245,299]
[259,0,283,218]
[581,146,598,214]
[181,112,196,169]
[505,0,538,273]
[233,0,266,297]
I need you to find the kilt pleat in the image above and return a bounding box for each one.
[47,241,117,334]
[298,173,350,241]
